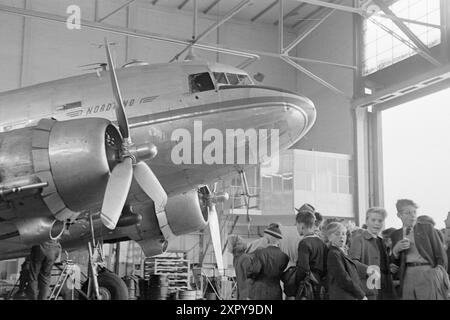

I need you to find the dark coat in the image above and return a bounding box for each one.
[391,220,448,297]
[295,236,327,285]
[349,230,394,298]
[233,252,253,300]
[247,245,289,300]
[327,245,366,300]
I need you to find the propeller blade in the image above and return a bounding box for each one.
[104,38,130,140]
[100,157,133,230]
[133,161,168,211]
[208,204,224,275]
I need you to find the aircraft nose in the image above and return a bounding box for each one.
[278,91,316,146]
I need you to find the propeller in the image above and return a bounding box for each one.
[200,185,229,275]
[100,38,166,230]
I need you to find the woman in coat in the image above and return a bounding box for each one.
[247,224,289,300]
[326,222,367,300]
[228,235,253,300]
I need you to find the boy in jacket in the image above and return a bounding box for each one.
[326,222,367,300]
[349,207,395,300]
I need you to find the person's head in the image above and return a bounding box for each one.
[417,215,435,226]
[365,207,387,235]
[227,235,247,255]
[314,212,324,230]
[381,227,396,248]
[325,222,347,248]
[263,223,283,245]
[295,203,315,215]
[396,199,418,228]
[295,211,316,236]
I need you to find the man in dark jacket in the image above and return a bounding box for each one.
[391,199,449,300]
[26,239,61,300]
[295,210,327,300]
[247,224,289,300]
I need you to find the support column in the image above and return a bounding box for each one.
[354,107,369,226]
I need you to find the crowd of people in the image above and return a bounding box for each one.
[228,199,450,300]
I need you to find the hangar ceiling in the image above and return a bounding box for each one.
[0,0,446,101]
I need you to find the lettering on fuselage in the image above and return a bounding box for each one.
[65,96,157,118]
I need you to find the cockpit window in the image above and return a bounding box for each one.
[237,74,253,85]
[189,72,215,93]
[226,73,239,85]
[213,72,228,85]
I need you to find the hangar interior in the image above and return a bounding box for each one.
[0,0,448,300]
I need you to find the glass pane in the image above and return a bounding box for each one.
[273,175,282,192]
[213,72,228,84]
[338,158,349,176]
[189,73,215,93]
[338,176,350,194]
[226,73,239,85]
[237,74,253,85]
[362,0,441,75]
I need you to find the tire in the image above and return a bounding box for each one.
[97,271,129,300]
[79,270,129,300]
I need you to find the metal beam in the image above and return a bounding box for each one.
[236,57,258,69]
[0,4,258,59]
[371,0,442,67]
[287,55,356,70]
[284,8,335,53]
[292,6,323,29]
[178,0,191,10]
[278,0,283,53]
[376,13,442,29]
[251,0,278,22]
[273,3,307,26]
[293,0,361,14]
[97,0,136,23]
[193,0,198,39]
[368,16,442,67]
[203,0,222,15]
[280,56,349,98]
[293,0,442,29]
[170,0,252,62]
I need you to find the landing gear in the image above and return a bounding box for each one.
[96,270,129,300]
[81,213,128,300]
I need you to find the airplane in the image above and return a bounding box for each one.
[0,40,316,298]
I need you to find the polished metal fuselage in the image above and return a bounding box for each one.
[0,61,316,259]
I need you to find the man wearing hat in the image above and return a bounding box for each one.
[247,223,289,300]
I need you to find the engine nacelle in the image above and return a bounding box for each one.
[0,118,121,239]
[165,189,209,236]
[47,118,121,213]
[15,217,65,245]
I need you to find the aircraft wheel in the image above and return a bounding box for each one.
[97,270,129,300]
[79,270,129,300]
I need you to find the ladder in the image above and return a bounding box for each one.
[48,260,76,300]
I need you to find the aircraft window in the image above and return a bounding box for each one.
[237,74,253,85]
[226,73,239,85]
[189,72,215,93]
[213,72,228,85]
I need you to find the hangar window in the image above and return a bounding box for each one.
[188,72,215,93]
[362,0,441,75]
